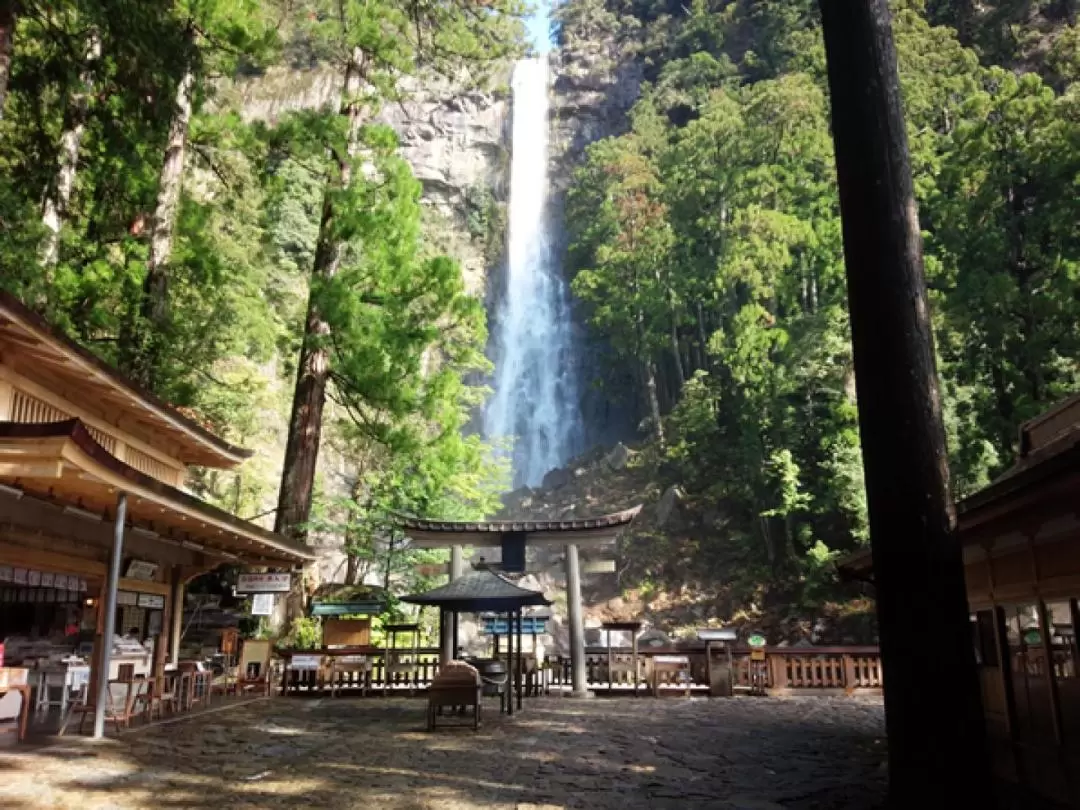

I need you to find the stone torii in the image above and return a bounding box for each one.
[393,506,642,697]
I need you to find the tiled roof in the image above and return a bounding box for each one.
[393,505,642,535]
[401,568,551,612]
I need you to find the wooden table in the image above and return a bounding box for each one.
[0,684,31,741]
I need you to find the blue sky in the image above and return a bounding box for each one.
[526,1,552,53]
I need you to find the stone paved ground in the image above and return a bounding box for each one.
[0,695,887,810]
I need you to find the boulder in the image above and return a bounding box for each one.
[604,442,631,471]
[542,467,572,491]
[655,484,685,528]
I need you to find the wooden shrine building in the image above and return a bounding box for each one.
[842,392,1080,806]
[394,507,641,696]
[0,292,312,737]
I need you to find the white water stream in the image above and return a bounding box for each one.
[484,56,580,487]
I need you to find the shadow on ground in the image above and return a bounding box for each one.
[0,695,889,810]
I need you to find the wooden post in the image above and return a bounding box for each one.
[818,1,990,802]
[168,567,183,664]
[506,611,514,716]
[516,611,523,711]
[843,654,857,690]
[606,628,613,693]
[632,628,639,696]
[565,544,588,697]
[93,492,126,739]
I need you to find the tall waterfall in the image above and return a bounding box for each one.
[484,56,580,488]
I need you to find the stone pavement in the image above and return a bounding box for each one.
[0,695,887,809]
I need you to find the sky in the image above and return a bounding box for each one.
[526,1,553,53]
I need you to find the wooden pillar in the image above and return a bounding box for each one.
[565,544,588,697]
[632,628,639,696]
[0,378,12,420]
[93,492,126,739]
[168,567,184,664]
[818,0,990,802]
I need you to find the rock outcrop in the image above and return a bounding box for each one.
[230,66,511,296]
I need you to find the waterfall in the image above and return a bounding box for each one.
[484,56,580,488]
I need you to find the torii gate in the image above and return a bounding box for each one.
[394,506,642,696]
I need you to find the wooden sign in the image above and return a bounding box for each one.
[237,573,292,593]
[137,593,166,610]
[750,649,766,661]
[125,560,158,581]
[582,559,616,574]
[290,654,322,670]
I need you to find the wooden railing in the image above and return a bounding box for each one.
[274,644,883,696]
[562,645,883,693]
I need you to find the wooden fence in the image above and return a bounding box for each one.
[274,645,883,696]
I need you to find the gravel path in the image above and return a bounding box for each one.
[0,695,887,809]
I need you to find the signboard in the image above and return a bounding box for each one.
[117,590,138,606]
[251,593,275,616]
[12,568,27,585]
[1023,629,1042,646]
[289,654,322,670]
[0,566,10,582]
[137,593,166,610]
[750,649,766,661]
[582,559,617,574]
[125,560,158,581]
[237,573,292,593]
[747,633,767,648]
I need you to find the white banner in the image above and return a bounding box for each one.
[236,572,292,593]
[251,593,275,616]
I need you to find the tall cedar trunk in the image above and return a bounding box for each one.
[275,49,366,623]
[819,2,990,805]
[41,31,100,273]
[133,55,195,388]
[0,4,15,120]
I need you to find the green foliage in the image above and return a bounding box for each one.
[284,616,323,649]
[562,0,1080,619]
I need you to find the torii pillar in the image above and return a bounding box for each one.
[440,545,465,664]
[565,543,589,697]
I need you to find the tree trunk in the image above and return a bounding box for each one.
[643,358,664,447]
[275,49,367,622]
[345,554,359,586]
[0,4,15,120]
[696,301,711,372]
[41,30,100,274]
[818,2,990,806]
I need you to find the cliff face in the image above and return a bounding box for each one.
[232,66,510,296]
[548,33,644,451]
